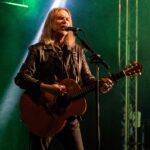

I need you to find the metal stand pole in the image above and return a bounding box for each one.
[95,64,101,150]
[74,30,109,150]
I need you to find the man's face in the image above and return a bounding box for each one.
[52,10,71,35]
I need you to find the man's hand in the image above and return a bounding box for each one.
[99,78,113,93]
[40,83,67,95]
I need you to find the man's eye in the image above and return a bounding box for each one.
[56,17,63,20]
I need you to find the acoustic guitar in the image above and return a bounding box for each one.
[20,62,142,137]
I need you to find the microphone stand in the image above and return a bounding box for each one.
[74,31,110,150]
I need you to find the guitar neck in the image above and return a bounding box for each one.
[64,62,143,102]
[70,70,125,100]
[109,70,125,82]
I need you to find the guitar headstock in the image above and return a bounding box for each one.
[123,62,143,77]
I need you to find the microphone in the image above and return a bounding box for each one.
[64,27,82,32]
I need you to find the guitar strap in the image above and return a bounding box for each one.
[64,54,71,78]
[63,45,83,83]
[71,48,82,83]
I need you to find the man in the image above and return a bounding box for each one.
[15,7,113,150]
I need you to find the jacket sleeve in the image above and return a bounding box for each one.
[14,44,41,92]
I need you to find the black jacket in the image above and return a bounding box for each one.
[15,43,95,92]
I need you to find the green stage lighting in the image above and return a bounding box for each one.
[1,1,28,8]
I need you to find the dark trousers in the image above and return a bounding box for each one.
[29,119,84,150]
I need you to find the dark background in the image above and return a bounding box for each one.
[0,0,149,149]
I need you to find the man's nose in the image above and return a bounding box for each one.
[62,18,68,23]
[62,20,68,27]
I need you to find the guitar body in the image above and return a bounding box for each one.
[20,79,87,137]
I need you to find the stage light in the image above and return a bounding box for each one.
[0,1,28,8]
[0,0,67,138]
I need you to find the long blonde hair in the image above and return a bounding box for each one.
[40,7,76,48]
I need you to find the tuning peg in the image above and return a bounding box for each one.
[139,72,142,75]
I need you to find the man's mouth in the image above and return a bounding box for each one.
[61,25,68,30]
